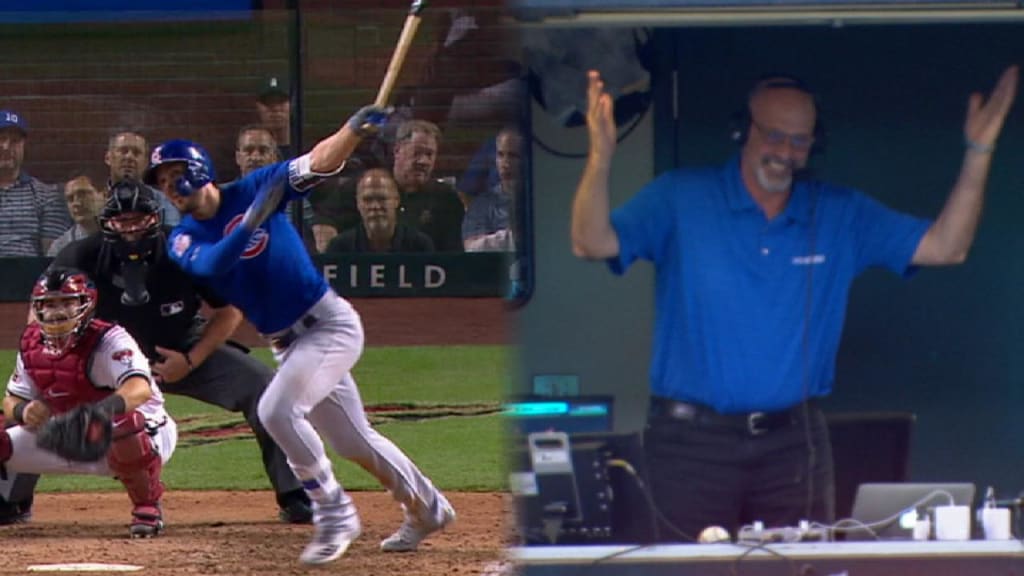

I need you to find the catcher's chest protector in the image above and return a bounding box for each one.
[20,320,114,415]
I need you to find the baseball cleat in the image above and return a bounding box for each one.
[380,497,456,552]
[299,524,361,565]
[0,502,32,526]
[129,504,164,539]
[278,491,314,524]
[299,492,361,565]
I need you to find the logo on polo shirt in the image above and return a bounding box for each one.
[792,254,826,266]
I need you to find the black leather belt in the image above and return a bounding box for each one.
[649,396,814,436]
[269,314,318,351]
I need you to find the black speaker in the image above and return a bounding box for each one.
[729,74,827,156]
[511,432,614,545]
[510,431,654,546]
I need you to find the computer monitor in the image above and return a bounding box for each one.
[504,395,614,436]
[846,482,976,540]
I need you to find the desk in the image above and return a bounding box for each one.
[511,540,1024,575]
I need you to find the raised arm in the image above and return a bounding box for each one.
[913,65,1019,266]
[571,70,621,260]
[307,106,391,174]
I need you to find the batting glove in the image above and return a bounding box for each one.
[346,105,392,138]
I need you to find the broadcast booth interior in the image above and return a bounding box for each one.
[512,0,1024,573]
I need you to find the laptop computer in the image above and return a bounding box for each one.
[845,482,976,540]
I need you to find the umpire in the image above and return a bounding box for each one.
[15,180,312,523]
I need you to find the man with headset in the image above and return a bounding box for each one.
[570,66,1018,540]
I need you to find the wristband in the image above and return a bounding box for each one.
[966,138,995,154]
[12,400,28,424]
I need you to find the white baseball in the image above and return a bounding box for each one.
[698,525,731,543]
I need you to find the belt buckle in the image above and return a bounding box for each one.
[270,330,295,352]
[669,402,697,421]
[747,412,767,436]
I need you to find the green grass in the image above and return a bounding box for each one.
[0,345,510,493]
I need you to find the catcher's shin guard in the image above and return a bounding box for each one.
[106,412,164,538]
[0,417,37,525]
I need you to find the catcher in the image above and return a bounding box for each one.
[0,267,176,538]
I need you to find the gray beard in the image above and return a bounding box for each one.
[755,165,792,194]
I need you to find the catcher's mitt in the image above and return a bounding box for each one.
[35,403,112,462]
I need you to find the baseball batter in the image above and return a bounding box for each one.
[0,268,177,538]
[145,104,454,565]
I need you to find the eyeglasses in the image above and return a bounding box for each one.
[750,119,815,152]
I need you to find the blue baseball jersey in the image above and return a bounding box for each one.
[609,156,931,414]
[166,158,329,334]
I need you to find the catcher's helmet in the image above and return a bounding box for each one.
[100,180,163,262]
[143,139,215,197]
[30,267,98,357]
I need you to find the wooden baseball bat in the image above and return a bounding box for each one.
[374,0,427,108]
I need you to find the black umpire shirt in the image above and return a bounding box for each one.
[51,227,226,359]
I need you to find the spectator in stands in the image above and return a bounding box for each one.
[313,119,464,252]
[232,124,316,253]
[407,7,524,202]
[463,126,522,252]
[46,174,105,256]
[0,110,70,257]
[105,130,180,226]
[325,169,433,254]
[257,77,294,159]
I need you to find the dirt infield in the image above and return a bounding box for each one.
[2,490,510,575]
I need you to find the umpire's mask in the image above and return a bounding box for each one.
[100,180,164,306]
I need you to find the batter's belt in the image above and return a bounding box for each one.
[267,313,318,352]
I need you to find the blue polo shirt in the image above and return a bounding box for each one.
[609,157,931,414]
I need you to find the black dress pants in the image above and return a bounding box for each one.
[642,399,835,542]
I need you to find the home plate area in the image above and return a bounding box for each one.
[2,491,508,576]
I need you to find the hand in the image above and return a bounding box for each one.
[241,183,286,231]
[22,400,51,430]
[346,105,393,138]
[152,346,192,384]
[34,403,112,462]
[964,65,1019,151]
[586,70,617,161]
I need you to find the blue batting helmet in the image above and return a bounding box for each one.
[144,139,216,197]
